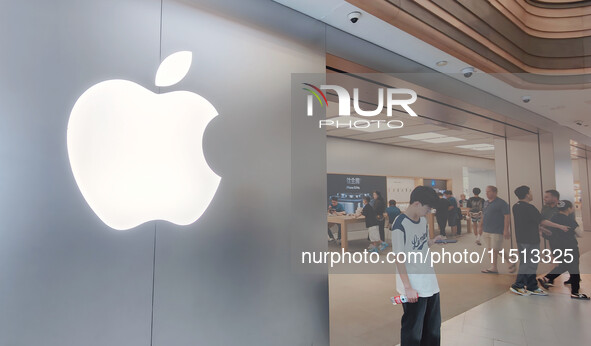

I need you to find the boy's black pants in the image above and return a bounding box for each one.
[545,247,581,294]
[401,293,441,346]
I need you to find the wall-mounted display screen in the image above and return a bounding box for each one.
[423,179,447,191]
[327,174,387,214]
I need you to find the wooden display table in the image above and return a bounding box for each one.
[427,212,435,239]
[328,213,436,252]
[327,214,366,252]
[461,207,473,234]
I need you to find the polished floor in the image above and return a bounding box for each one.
[437,268,591,346]
[329,225,591,346]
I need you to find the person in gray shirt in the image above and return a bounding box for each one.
[541,189,559,222]
[479,185,515,274]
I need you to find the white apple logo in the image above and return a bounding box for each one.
[67,51,220,231]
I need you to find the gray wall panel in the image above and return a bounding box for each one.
[0,1,162,345]
[1,0,329,345]
[152,1,327,345]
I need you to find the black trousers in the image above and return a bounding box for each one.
[401,293,441,346]
[377,218,386,242]
[436,216,447,236]
[546,247,580,294]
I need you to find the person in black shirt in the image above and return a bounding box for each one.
[357,196,380,252]
[467,188,485,245]
[444,190,459,236]
[510,186,568,296]
[373,190,388,251]
[538,200,589,300]
[435,192,450,237]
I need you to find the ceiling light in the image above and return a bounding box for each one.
[400,132,465,144]
[423,136,465,143]
[456,144,495,151]
[457,144,491,149]
[400,132,442,140]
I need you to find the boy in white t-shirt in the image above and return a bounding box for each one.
[391,186,442,346]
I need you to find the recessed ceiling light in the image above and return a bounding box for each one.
[436,60,448,66]
[400,132,466,144]
[400,132,442,140]
[423,136,465,143]
[456,144,495,151]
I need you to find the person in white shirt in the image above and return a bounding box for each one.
[391,186,442,346]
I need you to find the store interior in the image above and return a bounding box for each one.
[324,56,591,345]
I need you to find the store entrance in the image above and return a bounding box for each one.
[322,56,544,253]
[323,55,545,345]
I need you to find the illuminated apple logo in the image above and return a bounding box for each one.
[67,51,220,230]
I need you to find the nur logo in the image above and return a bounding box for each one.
[303,84,418,117]
[302,83,329,115]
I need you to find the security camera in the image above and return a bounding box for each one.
[461,67,475,78]
[348,11,361,23]
[522,96,531,103]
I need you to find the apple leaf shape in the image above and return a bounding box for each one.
[155,51,192,87]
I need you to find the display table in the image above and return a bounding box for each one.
[328,213,435,252]
[461,207,473,234]
[327,214,366,252]
[427,212,435,239]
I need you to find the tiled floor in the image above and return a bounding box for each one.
[438,266,591,346]
[329,225,591,346]
[439,238,591,346]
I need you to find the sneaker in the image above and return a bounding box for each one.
[537,277,553,289]
[527,288,548,296]
[510,287,531,296]
[378,242,388,252]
